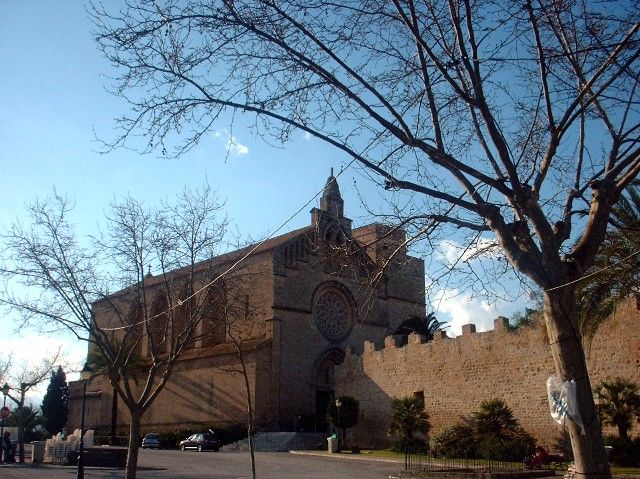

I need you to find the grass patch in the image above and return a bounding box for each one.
[358,449,405,458]
[611,466,640,475]
[342,449,527,466]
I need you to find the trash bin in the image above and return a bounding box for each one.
[327,435,338,453]
[31,441,45,463]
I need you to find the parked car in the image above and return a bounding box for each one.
[179,432,221,452]
[141,433,161,449]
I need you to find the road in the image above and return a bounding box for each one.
[0,449,404,479]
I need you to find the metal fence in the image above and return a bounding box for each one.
[404,446,528,473]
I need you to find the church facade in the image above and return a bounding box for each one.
[68,174,426,435]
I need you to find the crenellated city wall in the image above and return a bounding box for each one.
[335,298,640,449]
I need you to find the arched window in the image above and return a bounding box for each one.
[125,300,144,355]
[173,286,195,350]
[148,293,168,354]
[201,283,227,348]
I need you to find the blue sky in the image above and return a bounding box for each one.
[0,2,522,402]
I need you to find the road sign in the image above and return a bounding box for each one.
[0,406,9,419]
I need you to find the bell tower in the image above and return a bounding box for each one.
[319,168,344,219]
[311,169,352,234]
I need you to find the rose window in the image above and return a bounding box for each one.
[314,288,353,341]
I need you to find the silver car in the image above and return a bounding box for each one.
[141,433,161,449]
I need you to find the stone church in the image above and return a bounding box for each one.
[69,173,426,435]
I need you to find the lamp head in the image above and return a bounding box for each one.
[80,362,93,381]
[335,398,342,408]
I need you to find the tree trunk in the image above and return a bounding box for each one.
[110,388,118,445]
[17,397,25,463]
[619,427,629,443]
[544,288,610,478]
[125,411,141,479]
[247,409,256,479]
[241,360,256,479]
[231,329,256,479]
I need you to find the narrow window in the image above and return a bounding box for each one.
[413,391,425,408]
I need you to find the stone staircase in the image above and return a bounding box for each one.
[221,432,327,452]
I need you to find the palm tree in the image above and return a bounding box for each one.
[578,182,640,338]
[506,308,539,331]
[472,399,518,436]
[472,399,535,461]
[388,396,430,449]
[6,405,42,442]
[597,378,640,442]
[393,313,447,345]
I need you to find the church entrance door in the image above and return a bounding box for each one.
[312,347,345,432]
[315,390,332,432]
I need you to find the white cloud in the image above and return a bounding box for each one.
[436,238,499,267]
[213,130,249,156]
[430,288,501,336]
[0,333,87,404]
[303,131,313,141]
[226,136,249,155]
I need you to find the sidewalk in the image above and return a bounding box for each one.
[291,450,404,464]
[290,452,640,479]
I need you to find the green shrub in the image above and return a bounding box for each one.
[476,428,535,461]
[432,422,476,458]
[390,437,428,453]
[432,399,535,461]
[605,435,640,467]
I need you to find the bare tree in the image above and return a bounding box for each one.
[226,317,258,479]
[210,268,272,479]
[1,351,60,462]
[0,185,228,479]
[91,1,640,475]
[0,355,11,385]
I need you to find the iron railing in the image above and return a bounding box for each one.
[404,446,528,473]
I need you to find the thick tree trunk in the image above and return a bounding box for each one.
[110,388,118,445]
[125,411,141,479]
[544,288,610,478]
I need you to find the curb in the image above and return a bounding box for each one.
[0,463,165,471]
[288,453,640,479]
[289,450,404,464]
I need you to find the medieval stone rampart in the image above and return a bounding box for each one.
[335,298,640,449]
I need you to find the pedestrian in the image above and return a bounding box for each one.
[2,431,13,464]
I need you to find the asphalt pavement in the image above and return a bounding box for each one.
[0,449,404,479]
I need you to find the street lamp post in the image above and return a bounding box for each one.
[335,398,342,452]
[593,392,603,428]
[77,363,92,479]
[1,383,9,463]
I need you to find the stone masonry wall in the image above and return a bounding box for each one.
[335,298,640,449]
